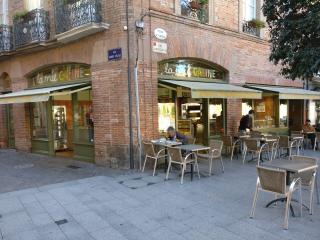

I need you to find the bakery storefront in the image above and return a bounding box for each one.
[157,59,261,144]
[0,64,94,162]
[243,85,320,134]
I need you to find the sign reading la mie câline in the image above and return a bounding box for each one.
[108,48,122,61]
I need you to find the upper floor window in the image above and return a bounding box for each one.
[25,0,41,11]
[0,0,8,24]
[180,0,209,24]
[244,0,256,21]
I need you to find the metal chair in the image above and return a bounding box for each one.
[278,136,298,159]
[290,156,318,214]
[291,134,305,155]
[186,134,196,144]
[250,166,302,230]
[313,132,320,151]
[265,136,279,161]
[221,135,241,161]
[142,142,166,176]
[242,139,269,165]
[165,147,200,184]
[250,131,263,138]
[197,140,224,175]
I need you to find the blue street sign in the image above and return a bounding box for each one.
[108,48,122,61]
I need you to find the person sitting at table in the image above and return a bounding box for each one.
[167,126,188,145]
[239,110,255,133]
[302,119,316,148]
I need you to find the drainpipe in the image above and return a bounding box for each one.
[126,0,134,169]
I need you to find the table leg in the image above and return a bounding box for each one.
[266,198,309,217]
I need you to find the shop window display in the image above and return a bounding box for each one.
[279,100,288,127]
[253,96,277,129]
[209,99,224,137]
[74,89,94,143]
[31,102,48,138]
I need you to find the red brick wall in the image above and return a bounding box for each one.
[0,0,305,168]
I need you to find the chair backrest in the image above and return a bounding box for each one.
[290,155,318,186]
[250,131,262,138]
[244,139,260,151]
[279,136,290,148]
[167,147,183,163]
[186,134,196,144]
[143,142,156,157]
[257,166,286,194]
[221,135,232,147]
[209,140,223,156]
[291,130,302,135]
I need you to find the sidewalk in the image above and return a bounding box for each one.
[0,149,319,240]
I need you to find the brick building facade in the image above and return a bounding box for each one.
[0,0,313,168]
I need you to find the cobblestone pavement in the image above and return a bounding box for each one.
[0,149,319,239]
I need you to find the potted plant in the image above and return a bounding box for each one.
[189,0,208,10]
[13,11,28,23]
[189,1,200,10]
[247,19,266,29]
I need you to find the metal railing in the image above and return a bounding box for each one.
[54,0,102,35]
[242,21,260,37]
[13,9,50,48]
[0,24,13,53]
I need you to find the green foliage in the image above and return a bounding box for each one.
[13,11,28,22]
[262,0,320,80]
[247,19,266,29]
[198,0,208,4]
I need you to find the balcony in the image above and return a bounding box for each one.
[54,0,109,43]
[0,25,13,54]
[13,9,50,49]
[242,21,260,37]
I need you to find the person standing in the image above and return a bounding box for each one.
[239,110,255,133]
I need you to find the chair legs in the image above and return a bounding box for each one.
[209,158,213,176]
[180,164,186,184]
[152,157,158,176]
[220,157,224,173]
[250,183,259,218]
[142,155,158,176]
[165,160,172,181]
[142,156,148,172]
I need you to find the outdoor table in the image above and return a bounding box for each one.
[174,144,210,180]
[244,137,278,162]
[262,158,318,216]
[151,139,182,172]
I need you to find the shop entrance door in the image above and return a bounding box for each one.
[6,104,15,148]
[52,95,74,158]
[289,100,304,131]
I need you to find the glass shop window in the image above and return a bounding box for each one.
[74,89,94,143]
[209,99,224,137]
[242,99,253,116]
[31,102,48,138]
[279,100,288,127]
[253,96,277,129]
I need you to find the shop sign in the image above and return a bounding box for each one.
[30,64,91,87]
[108,48,122,61]
[159,62,222,79]
[154,28,167,40]
[152,41,167,54]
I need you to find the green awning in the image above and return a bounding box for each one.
[159,80,262,99]
[0,83,90,104]
[246,85,320,100]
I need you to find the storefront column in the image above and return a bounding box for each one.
[226,99,242,135]
[12,103,31,152]
[0,105,8,148]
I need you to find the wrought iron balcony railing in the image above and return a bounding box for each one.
[242,21,260,37]
[0,25,13,53]
[13,9,50,48]
[54,0,102,35]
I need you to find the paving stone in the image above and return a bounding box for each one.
[72,211,110,232]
